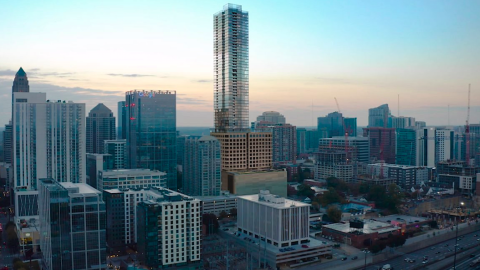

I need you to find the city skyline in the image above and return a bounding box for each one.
[1,0,480,127]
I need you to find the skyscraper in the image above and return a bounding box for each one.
[317,112,344,138]
[396,128,416,166]
[2,121,12,164]
[117,101,127,139]
[214,4,249,132]
[416,127,454,167]
[256,123,297,166]
[256,111,286,126]
[104,139,127,169]
[368,104,390,128]
[86,103,116,154]
[183,135,221,196]
[12,67,30,93]
[363,127,396,164]
[125,90,177,190]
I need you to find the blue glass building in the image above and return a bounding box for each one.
[125,90,177,190]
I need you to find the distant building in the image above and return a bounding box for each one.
[305,129,320,153]
[12,67,30,93]
[317,112,344,138]
[194,193,238,216]
[256,123,297,166]
[344,117,357,137]
[367,163,428,190]
[396,128,416,166]
[136,187,201,269]
[86,153,113,189]
[416,127,454,167]
[436,161,480,193]
[183,135,221,196]
[176,135,188,166]
[221,169,287,197]
[98,169,167,192]
[314,148,353,183]
[296,128,307,155]
[319,136,370,163]
[256,111,286,125]
[104,139,127,169]
[39,179,106,270]
[356,174,395,187]
[368,104,390,128]
[125,90,177,190]
[86,103,116,154]
[390,116,415,129]
[2,121,12,164]
[363,127,396,164]
[117,101,126,139]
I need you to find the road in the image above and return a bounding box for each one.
[364,229,480,270]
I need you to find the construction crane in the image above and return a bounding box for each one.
[465,84,471,166]
[334,97,349,163]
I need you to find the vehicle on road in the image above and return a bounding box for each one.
[381,264,392,270]
[470,257,480,267]
[408,259,415,263]
[341,257,347,261]
[470,253,476,258]
[351,256,358,260]
[422,260,429,264]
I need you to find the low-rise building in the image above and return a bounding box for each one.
[194,193,238,216]
[98,169,166,192]
[367,163,429,190]
[221,169,287,197]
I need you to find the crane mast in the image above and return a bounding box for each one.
[465,84,471,165]
[334,97,349,164]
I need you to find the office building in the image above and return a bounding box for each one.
[363,127,396,164]
[305,129,320,153]
[86,103,116,154]
[222,169,287,197]
[86,153,113,189]
[98,169,166,192]
[256,111,286,126]
[368,104,390,128]
[2,121,12,164]
[238,190,309,247]
[176,135,188,166]
[437,161,480,193]
[183,135,221,196]
[125,90,177,190]
[396,128,416,166]
[117,101,127,139]
[390,116,415,129]
[314,149,353,183]
[416,127,454,167]
[39,179,106,270]
[296,128,307,155]
[212,132,272,171]
[317,112,344,138]
[12,67,30,93]
[214,4,249,132]
[344,117,357,137]
[194,193,238,216]
[136,187,202,269]
[256,123,297,166]
[319,136,370,163]
[104,139,127,169]
[367,163,428,190]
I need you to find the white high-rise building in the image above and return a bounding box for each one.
[13,92,85,220]
[416,127,454,167]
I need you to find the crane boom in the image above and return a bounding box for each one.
[334,97,349,164]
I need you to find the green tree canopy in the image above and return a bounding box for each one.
[326,206,342,223]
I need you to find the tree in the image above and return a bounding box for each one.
[326,206,342,223]
[326,177,348,192]
[320,188,343,206]
[219,211,228,219]
[311,201,320,211]
[287,185,297,197]
[297,184,315,199]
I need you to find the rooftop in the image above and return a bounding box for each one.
[60,182,101,195]
[238,190,309,209]
[228,169,285,175]
[323,219,398,235]
[101,168,166,176]
[374,215,429,224]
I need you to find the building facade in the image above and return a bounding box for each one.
[317,112,344,138]
[39,179,106,270]
[367,163,428,190]
[318,136,370,163]
[368,104,390,128]
[117,101,126,140]
[183,136,221,196]
[363,127,396,164]
[238,190,310,247]
[416,127,454,167]
[314,149,353,183]
[296,128,307,155]
[136,187,202,269]
[104,139,127,169]
[2,121,12,164]
[86,103,115,154]
[221,169,287,197]
[396,128,416,166]
[86,153,113,189]
[125,90,177,190]
[213,4,249,132]
[98,169,166,192]
[256,111,286,126]
[256,123,297,166]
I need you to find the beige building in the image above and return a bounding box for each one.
[221,169,287,197]
[211,131,272,171]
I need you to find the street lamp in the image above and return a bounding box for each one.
[363,249,370,269]
[453,201,465,270]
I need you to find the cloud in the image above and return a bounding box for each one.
[107,73,154,78]
[177,96,209,105]
[0,69,16,76]
[192,79,211,83]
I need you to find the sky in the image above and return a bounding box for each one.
[1,0,480,127]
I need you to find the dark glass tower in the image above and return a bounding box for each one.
[213,4,249,132]
[86,103,116,154]
[12,67,30,93]
[125,90,177,190]
[117,101,127,139]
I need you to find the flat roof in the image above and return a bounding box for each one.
[374,215,428,224]
[229,169,285,175]
[238,194,310,209]
[193,195,237,201]
[60,182,101,194]
[101,169,166,176]
[323,220,398,235]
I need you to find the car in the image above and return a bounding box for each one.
[430,247,436,250]
[422,260,429,264]
[408,259,415,263]
[341,257,348,261]
[423,256,429,260]
[351,256,358,260]
[301,245,309,248]
[477,239,480,241]
[435,251,441,254]
[404,258,410,262]
[475,234,478,237]
[470,254,476,258]
[458,238,462,241]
